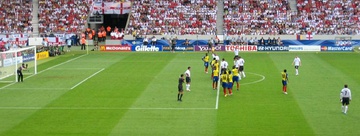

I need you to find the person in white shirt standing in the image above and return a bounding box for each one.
[238,56,245,78]
[233,44,239,61]
[292,56,301,75]
[184,66,191,91]
[220,58,228,74]
[340,84,352,114]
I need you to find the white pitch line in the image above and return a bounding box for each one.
[241,72,266,85]
[70,68,105,90]
[0,107,216,110]
[0,54,87,90]
[2,88,69,90]
[51,68,102,70]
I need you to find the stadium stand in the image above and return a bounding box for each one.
[296,0,359,35]
[38,0,93,33]
[223,0,292,35]
[126,0,217,35]
[223,0,359,35]
[0,0,33,33]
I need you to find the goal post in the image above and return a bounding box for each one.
[0,46,37,83]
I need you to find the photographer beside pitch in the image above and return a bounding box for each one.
[17,63,27,82]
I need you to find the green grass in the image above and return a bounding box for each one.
[0,48,359,136]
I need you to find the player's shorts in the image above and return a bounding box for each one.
[294,66,299,69]
[186,77,191,83]
[282,80,287,86]
[213,76,219,82]
[204,62,209,67]
[67,45,71,48]
[233,76,239,82]
[227,82,233,89]
[178,85,183,92]
[222,82,228,88]
[239,66,244,71]
[342,97,350,105]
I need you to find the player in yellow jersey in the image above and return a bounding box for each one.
[220,70,228,97]
[210,58,216,79]
[227,71,233,95]
[202,53,210,73]
[231,66,240,91]
[212,67,219,90]
[281,69,289,94]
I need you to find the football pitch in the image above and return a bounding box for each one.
[0,49,359,135]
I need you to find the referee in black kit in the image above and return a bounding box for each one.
[17,63,26,82]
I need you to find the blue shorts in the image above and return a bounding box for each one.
[227,82,233,89]
[233,76,239,82]
[204,62,209,67]
[222,82,228,88]
[282,80,287,86]
[213,76,219,82]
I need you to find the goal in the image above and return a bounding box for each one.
[0,46,37,83]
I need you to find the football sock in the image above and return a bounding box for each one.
[188,84,190,90]
[237,83,239,89]
[180,94,183,100]
[229,89,232,94]
[223,88,226,95]
[341,106,344,112]
[296,69,298,75]
[178,94,180,100]
[242,72,246,77]
[345,106,348,113]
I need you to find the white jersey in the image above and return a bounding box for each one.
[238,58,245,66]
[220,60,228,69]
[234,46,239,56]
[340,88,352,99]
[185,69,191,77]
[212,54,220,61]
[293,57,301,66]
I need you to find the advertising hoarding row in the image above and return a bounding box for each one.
[98,45,354,52]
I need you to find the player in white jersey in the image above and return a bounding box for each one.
[220,58,228,74]
[212,53,220,61]
[184,66,191,91]
[340,84,352,114]
[238,56,245,78]
[292,56,301,75]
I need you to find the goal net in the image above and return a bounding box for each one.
[0,46,37,83]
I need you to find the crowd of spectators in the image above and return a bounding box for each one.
[223,0,360,35]
[296,0,359,35]
[126,0,217,36]
[38,0,92,34]
[1,0,359,36]
[224,0,293,35]
[0,0,33,34]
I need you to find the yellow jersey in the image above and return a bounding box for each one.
[203,55,209,62]
[213,62,219,70]
[232,68,239,76]
[281,72,288,81]
[221,74,228,82]
[213,69,219,76]
[228,74,233,83]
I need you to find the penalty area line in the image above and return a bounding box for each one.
[70,68,105,90]
[0,107,216,110]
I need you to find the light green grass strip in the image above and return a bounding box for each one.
[109,52,218,136]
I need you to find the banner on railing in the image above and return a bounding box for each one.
[93,1,131,14]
